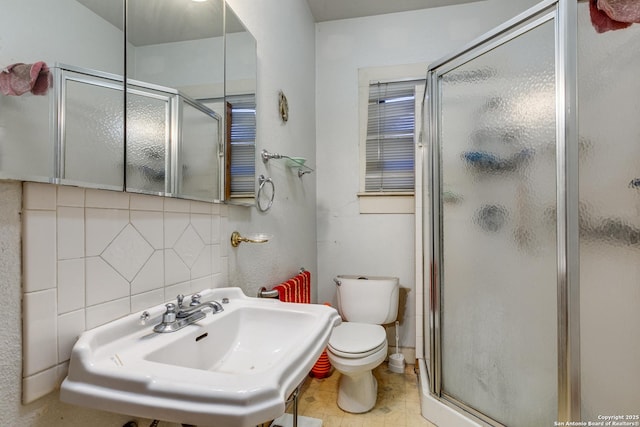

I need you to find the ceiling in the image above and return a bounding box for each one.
[75,0,484,46]
[75,0,241,46]
[306,0,485,22]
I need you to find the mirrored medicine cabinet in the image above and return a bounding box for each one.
[0,0,256,204]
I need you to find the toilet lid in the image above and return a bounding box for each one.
[328,322,387,358]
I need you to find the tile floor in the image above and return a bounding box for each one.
[281,362,437,427]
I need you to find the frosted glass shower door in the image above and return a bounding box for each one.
[178,99,221,201]
[577,2,640,419]
[63,75,124,189]
[126,88,172,195]
[435,17,558,426]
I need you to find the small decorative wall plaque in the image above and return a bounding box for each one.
[278,90,289,123]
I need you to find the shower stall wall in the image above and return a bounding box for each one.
[576,1,640,420]
[422,1,640,426]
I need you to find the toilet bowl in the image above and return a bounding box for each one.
[326,275,399,413]
[327,322,388,413]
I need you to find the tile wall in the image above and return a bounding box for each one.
[21,182,229,403]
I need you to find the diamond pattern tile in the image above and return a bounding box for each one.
[102,224,154,281]
[173,225,205,268]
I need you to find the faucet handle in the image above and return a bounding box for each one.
[176,294,185,308]
[153,303,178,333]
[162,303,177,323]
[190,293,202,306]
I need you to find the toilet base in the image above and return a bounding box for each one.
[337,369,378,413]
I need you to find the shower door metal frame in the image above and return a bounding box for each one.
[425,0,580,424]
[52,63,126,192]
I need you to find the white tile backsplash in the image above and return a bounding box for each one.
[85,257,131,306]
[191,213,213,244]
[23,289,58,376]
[191,200,212,214]
[23,210,57,292]
[85,208,130,256]
[57,259,85,314]
[22,366,59,404]
[164,281,193,301]
[164,197,191,213]
[23,182,56,210]
[57,206,85,260]
[164,211,190,248]
[191,245,213,279]
[101,224,154,281]
[21,182,228,403]
[211,244,222,274]
[214,213,225,242]
[174,225,205,268]
[191,275,214,291]
[131,210,164,249]
[217,216,225,248]
[57,310,85,362]
[130,193,164,211]
[57,186,85,207]
[164,249,191,285]
[85,188,129,209]
[131,288,165,312]
[85,297,130,329]
[131,250,164,295]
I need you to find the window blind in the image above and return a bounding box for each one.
[365,80,420,192]
[228,94,256,196]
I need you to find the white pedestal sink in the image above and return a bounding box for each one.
[60,287,341,427]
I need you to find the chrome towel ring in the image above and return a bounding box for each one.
[256,174,275,212]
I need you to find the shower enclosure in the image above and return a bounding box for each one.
[423,0,640,425]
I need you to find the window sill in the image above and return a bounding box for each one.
[225,195,255,207]
[357,192,414,214]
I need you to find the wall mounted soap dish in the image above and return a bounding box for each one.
[261,149,314,177]
[285,157,306,168]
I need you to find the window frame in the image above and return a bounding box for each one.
[358,64,427,214]
[224,93,256,200]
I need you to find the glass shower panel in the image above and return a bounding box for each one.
[577,2,640,420]
[126,89,171,194]
[179,99,220,201]
[63,77,123,188]
[438,19,557,426]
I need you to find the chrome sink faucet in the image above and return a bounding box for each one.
[153,294,224,333]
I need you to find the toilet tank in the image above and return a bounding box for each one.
[335,275,399,324]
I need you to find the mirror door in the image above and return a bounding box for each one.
[126,0,225,201]
[2,0,256,205]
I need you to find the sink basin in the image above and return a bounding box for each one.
[60,287,341,427]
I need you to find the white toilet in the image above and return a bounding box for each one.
[326,275,399,413]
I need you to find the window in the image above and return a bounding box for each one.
[358,65,426,213]
[365,80,421,193]
[225,94,256,199]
